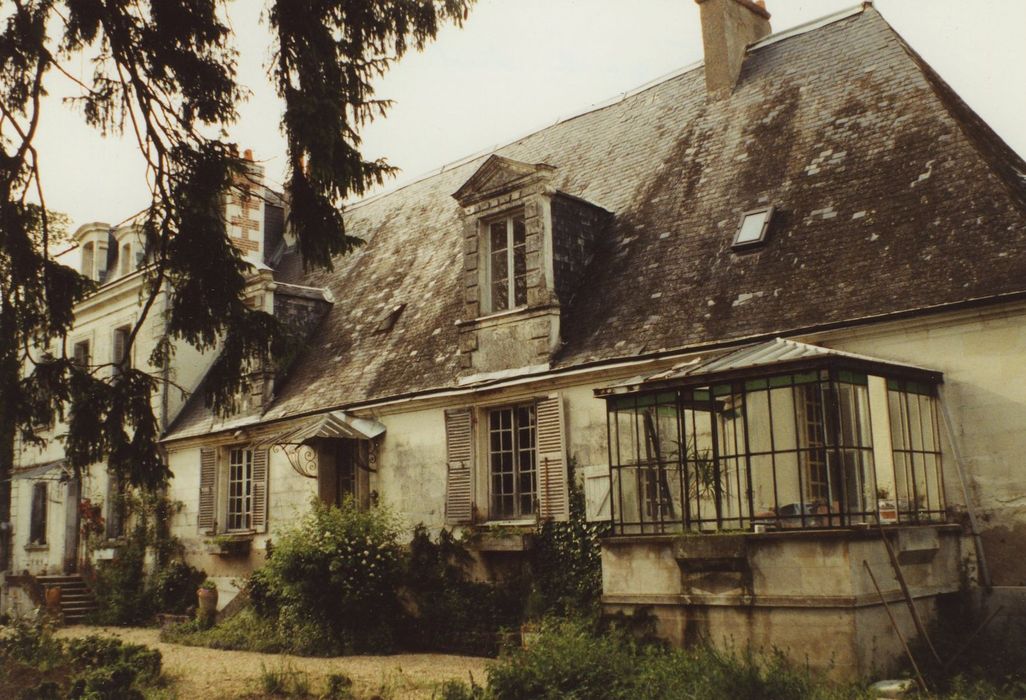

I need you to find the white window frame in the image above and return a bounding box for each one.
[226,447,254,532]
[484,211,528,313]
[486,403,538,520]
[732,206,774,249]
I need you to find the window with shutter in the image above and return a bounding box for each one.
[536,394,570,521]
[445,409,474,524]
[112,325,131,376]
[29,482,48,545]
[198,447,217,531]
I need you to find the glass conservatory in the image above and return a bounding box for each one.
[597,339,946,535]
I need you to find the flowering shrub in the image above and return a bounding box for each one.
[251,498,404,653]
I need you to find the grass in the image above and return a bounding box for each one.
[160,608,288,654]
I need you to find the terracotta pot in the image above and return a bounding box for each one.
[44,585,62,612]
[197,586,218,615]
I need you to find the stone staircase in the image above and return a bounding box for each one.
[36,574,98,624]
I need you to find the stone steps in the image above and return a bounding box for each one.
[37,574,98,624]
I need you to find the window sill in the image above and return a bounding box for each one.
[24,544,49,552]
[456,303,559,329]
[472,522,537,552]
[204,531,255,556]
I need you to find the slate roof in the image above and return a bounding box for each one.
[166,5,1026,440]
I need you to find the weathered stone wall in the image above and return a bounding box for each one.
[602,526,964,678]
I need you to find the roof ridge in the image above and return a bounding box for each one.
[347,3,877,214]
[869,7,1026,212]
[748,2,868,52]
[345,61,707,212]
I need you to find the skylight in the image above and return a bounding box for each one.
[732,207,774,249]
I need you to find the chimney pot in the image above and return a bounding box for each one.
[696,0,772,97]
[244,148,254,161]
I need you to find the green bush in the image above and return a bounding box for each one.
[0,622,163,699]
[401,525,524,656]
[485,618,868,700]
[250,498,405,654]
[323,673,355,699]
[527,466,609,619]
[160,608,287,653]
[89,524,153,625]
[486,618,639,700]
[149,559,206,614]
[67,662,143,700]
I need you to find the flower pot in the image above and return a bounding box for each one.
[197,586,218,615]
[44,585,62,614]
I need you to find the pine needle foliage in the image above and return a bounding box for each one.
[0,0,473,567]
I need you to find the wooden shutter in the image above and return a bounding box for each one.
[536,394,569,521]
[198,447,217,531]
[112,329,125,374]
[583,465,612,522]
[251,449,269,532]
[445,409,474,524]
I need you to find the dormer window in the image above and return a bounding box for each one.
[487,212,527,313]
[732,206,774,249]
[452,155,610,378]
[120,243,132,276]
[81,242,95,280]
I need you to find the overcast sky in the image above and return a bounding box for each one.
[34,0,1026,234]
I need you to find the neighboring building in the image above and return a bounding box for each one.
[1,153,289,617]
[7,0,1026,678]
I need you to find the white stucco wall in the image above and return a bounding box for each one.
[818,302,1026,585]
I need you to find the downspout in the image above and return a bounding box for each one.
[937,385,991,590]
[155,279,172,568]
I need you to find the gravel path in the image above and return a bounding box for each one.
[56,626,491,699]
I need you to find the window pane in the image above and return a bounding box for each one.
[769,387,796,451]
[489,405,537,519]
[746,390,771,453]
[512,216,526,246]
[489,221,507,253]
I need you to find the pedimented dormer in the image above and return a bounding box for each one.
[453,155,611,381]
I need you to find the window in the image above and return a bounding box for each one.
[488,405,537,519]
[29,482,47,545]
[112,325,131,376]
[198,446,268,534]
[886,380,944,522]
[72,340,90,368]
[732,207,774,248]
[227,447,253,531]
[81,242,95,279]
[607,370,881,534]
[120,243,132,276]
[487,212,527,312]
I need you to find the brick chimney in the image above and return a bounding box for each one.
[695,0,772,96]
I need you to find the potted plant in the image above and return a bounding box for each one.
[196,580,218,625]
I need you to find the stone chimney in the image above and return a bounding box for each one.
[695,0,772,96]
[225,148,266,267]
